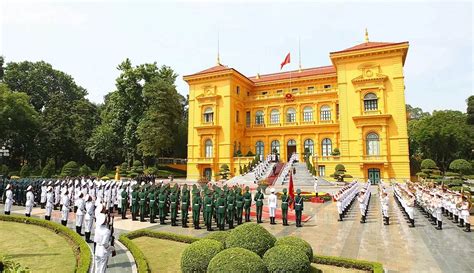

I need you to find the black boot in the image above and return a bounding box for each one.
[338,214,343,222]
[458,218,465,228]
[409,218,415,228]
[360,215,364,224]
[386,217,390,225]
[45,215,50,221]
[435,220,442,230]
[85,232,93,243]
[76,226,83,236]
[464,223,471,232]
[453,215,459,223]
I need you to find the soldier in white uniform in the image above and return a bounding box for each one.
[380,192,389,225]
[267,188,278,225]
[313,179,318,197]
[4,184,14,215]
[84,194,95,243]
[61,189,71,226]
[94,213,114,273]
[75,193,86,235]
[117,183,123,214]
[54,181,61,210]
[25,185,35,217]
[358,191,367,223]
[434,194,443,230]
[40,181,47,209]
[45,186,54,220]
[460,195,471,232]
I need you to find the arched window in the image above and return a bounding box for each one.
[364,93,378,111]
[205,139,213,158]
[203,107,214,123]
[255,141,264,156]
[322,138,332,156]
[366,133,380,156]
[270,109,280,124]
[320,105,331,121]
[304,139,314,155]
[255,110,264,125]
[271,140,280,154]
[287,139,296,146]
[286,108,296,122]
[303,106,313,122]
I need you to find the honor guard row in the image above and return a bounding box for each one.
[335,181,359,221]
[393,183,416,227]
[358,181,372,224]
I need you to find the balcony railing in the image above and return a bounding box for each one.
[318,156,341,161]
[196,157,215,164]
[361,155,387,162]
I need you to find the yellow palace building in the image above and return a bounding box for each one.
[184,35,410,183]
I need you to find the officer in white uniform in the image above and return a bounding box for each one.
[25,185,35,217]
[94,213,114,273]
[381,192,389,225]
[313,179,319,197]
[45,186,54,220]
[4,184,14,215]
[267,188,278,225]
[75,193,86,235]
[434,194,443,230]
[61,189,70,226]
[460,196,471,232]
[84,194,95,243]
[40,181,47,209]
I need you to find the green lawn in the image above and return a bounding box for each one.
[311,264,370,273]
[132,237,188,273]
[0,221,76,272]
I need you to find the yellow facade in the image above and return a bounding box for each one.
[183,39,410,182]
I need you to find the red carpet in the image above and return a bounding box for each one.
[267,163,285,185]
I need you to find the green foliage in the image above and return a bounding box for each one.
[467,95,474,125]
[118,234,149,273]
[263,244,310,273]
[19,164,31,178]
[207,247,267,273]
[409,110,474,172]
[129,172,139,178]
[421,159,437,169]
[79,164,92,176]
[243,165,248,173]
[124,229,199,243]
[204,231,230,245]
[120,162,128,175]
[234,150,242,157]
[86,124,122,166]
[144,167,158,175]
[97,164,108,178]
[181,239,224,273]
[61,161,80,177]
[0,255,30,272]
[331,148,340,156]
[0,214,91,273]
[449,159,472,176]
[0,164,9,177]
[312,255,384,273]
[219,164,230,180]
[332,164,350,182]
[239,165,243,175]
[225,223,276,257]
[246,150,255,157]
[41,158,55,178]
[131,160,144,174]
[275,236,313,261]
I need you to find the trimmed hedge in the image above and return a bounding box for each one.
[0,215,91,273]
[203,230,230,245]
[225,223,276,257]
[119,229,384,273]
[181,239,224,273]
[313,255,384,273]
[207,247,267,273]
[264,244,311,272]
[0,255,29,272]
[275,236,313,261]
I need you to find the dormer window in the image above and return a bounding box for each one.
[364,93,378,111]
[203,107,214,123]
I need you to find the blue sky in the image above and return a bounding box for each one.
[1,0,472,112]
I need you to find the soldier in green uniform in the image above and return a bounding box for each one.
[216,191,226,230]
[192,189,202,229]
[131,185,139,221]
[226,190,235,229]
[254,187,264,223]
[121,185,128,219]
[204,190,214,231]
[158,187,167,224]
[281,188,291,226]
[148,186,157,223]
[294,189,304,227]
[170,187,178,226]
[243,186,252,222]
[235,187,244,225]
[139,185,147,222]
[213,186,219,224]
[181,184,190,228]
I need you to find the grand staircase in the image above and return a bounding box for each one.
[282,163,334,186]
[225,162,276,186]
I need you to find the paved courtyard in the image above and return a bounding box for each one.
[2,185,473,273]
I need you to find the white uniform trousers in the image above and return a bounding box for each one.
[45,204,53,217]
[84,215,93,233]
[435,207,442,221]
[269,207,276,217]
[61,209,69,221]
[76,214,84,227]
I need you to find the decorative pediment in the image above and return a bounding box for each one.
[352,63,388,85]
[196,85,221,102]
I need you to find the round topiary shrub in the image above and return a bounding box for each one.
[275,236,313,261]
[207,247,267,273]
[181,239,224,273]
[204,231,230,245]
[263,244,311,273]
[225,223,276,257]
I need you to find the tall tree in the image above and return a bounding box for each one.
[409,110,474,172]
[467,95,474,125]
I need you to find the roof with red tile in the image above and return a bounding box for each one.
[331,41,408,54]
[184,64,232,77]
[249,66,336,83]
